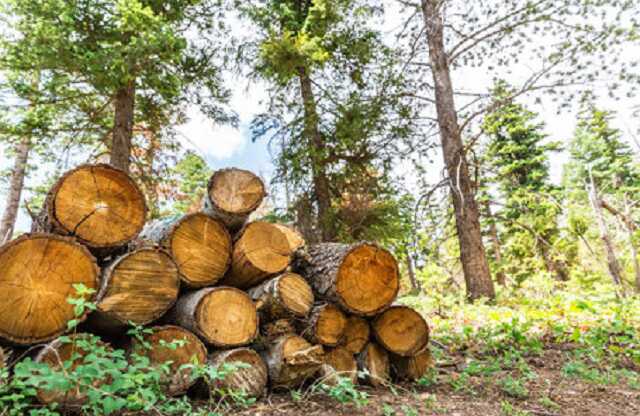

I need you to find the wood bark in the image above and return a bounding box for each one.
[0,137,30,243]
[247,272,314,321]
[421,0,495,301]
[483,201,507,286]
[0,234,99,345]
[261,334,324,389]
[209,348,268,398]
[300,303,347,347]
[89,248,180,331]
[111,80,135,173]
[130,325,207,396]
[601,196,640,292]
[167,287,259,348]
[137,213,231,288]
[297,66,334,242]
[293,242,399,316]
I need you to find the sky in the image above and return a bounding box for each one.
[1,2,638,233]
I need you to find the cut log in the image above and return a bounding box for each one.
[91,248,180,330]
[302,303,347,347]
[372,306,429,357]
[0,234,99,345]
[35,334,111,407]
[274,224,305,253]
[247,272,314,320]
[357,342,389,387]
[260,318,297,347]
[293,243,399,316]
[203,168,266,231]
[319,346,357,385]
[221,221,291,289]
[137,213,232,288]
[169,287,258,348]
[209,348,268,398]
[130,325,207,396]
[340,316,371,354]
[391,349,434,381]
[33,164,146,252]
[262,334,324,389]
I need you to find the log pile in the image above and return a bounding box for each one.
[0,164,433,407]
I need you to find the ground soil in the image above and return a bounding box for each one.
[235,347,640,416]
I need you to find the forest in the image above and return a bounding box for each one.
[0,0,639,415]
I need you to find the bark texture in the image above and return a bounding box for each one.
[421,0,495,301]
[111,81,135,173]
[262,334,324,389]
[0,137,30,243]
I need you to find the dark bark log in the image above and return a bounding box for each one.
[293,242,399,316]
[167,287,258,348]
[297,66,334,242]
[111,80,135,173]
[0,137,30,243]
[209,348,268,398]
[421,0,495,301]
[136,213,231,288]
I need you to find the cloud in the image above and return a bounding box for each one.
[177,108,246,160]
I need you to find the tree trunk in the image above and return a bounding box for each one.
[297,66,334,242]
[0,234,99,345]
[483,201,507,286]
[421,0,495,301]
[111,80,135,173]
[601,196,640,292]
[293,243,399,316]
[588,179,626,295]
[0,137,30,243]
[406,254,422,292]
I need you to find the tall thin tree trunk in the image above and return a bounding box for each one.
[406,254,422,292]
[421,0,495,301]
[111,80,135,173]
[297,66,334,242]
[588,178,626,296]
[0,137,31,242]
[483,201,507,286]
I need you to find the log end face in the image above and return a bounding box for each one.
[341,316,371,354]
[373,306,429,357]
[211,348,268,398]
[336,244,399,316]
[320,346,358,385]
[208,168,265,216]
[171,214,231,287]
[51,164,146,248]
[198,287,258,347]
[271,335,324,389]
[278,273,314,317]
[314,304,347,346]
[0,235,99,345]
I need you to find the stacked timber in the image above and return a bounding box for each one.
[0,164,433,407]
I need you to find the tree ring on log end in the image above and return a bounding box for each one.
[208,168,265,216]
[373,306,429,357]
[196,287,258,347]
[336,244,399,316]
[0,234,99,345]
[49,164,146,248]
[314,304,347,346]
[209,348,268,398]
[278,273,314,317]
[97,249,180,326]
[170,213,231,287]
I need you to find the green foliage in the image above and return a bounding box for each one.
[169,150,212,215]
[316,376,369,408]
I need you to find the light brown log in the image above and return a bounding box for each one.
[372,306,429,357]
[0,346,8,371]
[209,348,268,398]
[274,224,305,253]
[137,213,231,288]
[357,342,389,387]
[90,248,179,329]
[168,287,258,348]
[247,272,314,320]
[262,335,324,389]
[319,346,357,385]
[130,325,207,396]
[340,316,370,354]
[293,243,399,316]
[35,334,111,407]
[203,168,266,231]
[302,303,347,347]
[0,234,99,345]
[221,221,291,289]
[391,349,434,381]
[33,164,146,252]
